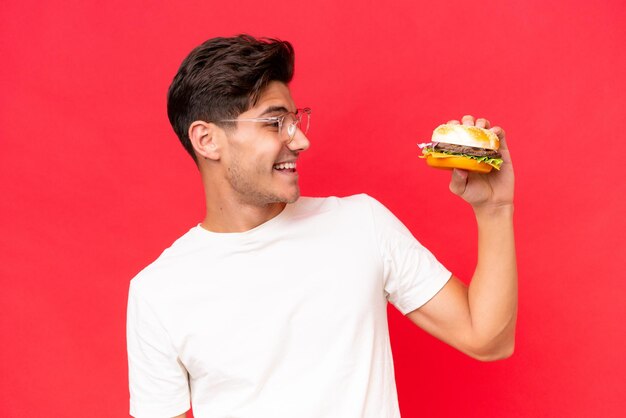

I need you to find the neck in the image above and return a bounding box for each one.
[201,196,286,233]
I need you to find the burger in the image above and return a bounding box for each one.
[418,124,503,173]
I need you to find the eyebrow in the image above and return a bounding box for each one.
[258,105,291,117]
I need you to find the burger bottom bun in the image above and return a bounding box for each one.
[425,155,493,173]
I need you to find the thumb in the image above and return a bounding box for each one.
[449,168,468,196]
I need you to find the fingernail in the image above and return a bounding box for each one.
[453,169,467,179]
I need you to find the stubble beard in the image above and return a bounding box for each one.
[226,159,300,207]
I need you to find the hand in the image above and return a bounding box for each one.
[447,115,514,210]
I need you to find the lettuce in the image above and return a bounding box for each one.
[421,148,503,170]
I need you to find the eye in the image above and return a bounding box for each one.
[265,118,280,130]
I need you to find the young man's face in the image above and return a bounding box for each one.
[219,81,310,206]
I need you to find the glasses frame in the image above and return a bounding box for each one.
[219,107,311,144]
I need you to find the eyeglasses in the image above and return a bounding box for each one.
[220,107,311,144]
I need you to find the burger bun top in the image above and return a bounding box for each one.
[432,124,500,151]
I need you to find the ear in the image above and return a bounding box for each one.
[188,121,222,161]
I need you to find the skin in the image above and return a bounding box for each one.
[173,105,516,417]
[188,81,310,233]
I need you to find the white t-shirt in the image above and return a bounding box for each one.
[127,194,451,418]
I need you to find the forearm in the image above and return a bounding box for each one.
[467,204,518,359]
[408,115,517,360]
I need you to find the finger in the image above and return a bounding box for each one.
[490,126,508,153]
[449,169,468,196]
[462,115,475,126]
[490,126,506,141]
[476,118,490,129]
[490,126,512,163]
[447,120,461,125]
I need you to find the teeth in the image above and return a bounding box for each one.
[274,162,296,170]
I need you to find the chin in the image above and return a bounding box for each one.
[244,187,301,206]
[279,188,301,204]
[285,194,300,204]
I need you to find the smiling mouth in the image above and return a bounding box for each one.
[273,162,297,172]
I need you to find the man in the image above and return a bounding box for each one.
[126,35,517,418]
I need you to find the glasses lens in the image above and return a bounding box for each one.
[299,110,310,135]
[281,113,298,142]
[280,110,310,143]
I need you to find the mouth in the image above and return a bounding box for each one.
[273,161,297,173]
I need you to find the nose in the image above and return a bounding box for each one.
[287,126,310,152]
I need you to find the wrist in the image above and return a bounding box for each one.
[473,203,515,221]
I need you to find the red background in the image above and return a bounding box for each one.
[1,0,625,416]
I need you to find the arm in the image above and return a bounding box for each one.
[406,115,517,361]
[127,283,192,416]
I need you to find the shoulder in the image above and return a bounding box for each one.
[129,226,204,296]
[287,194,388,237]
[311,193,395,223]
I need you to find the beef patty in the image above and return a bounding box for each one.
[434,142,502,158]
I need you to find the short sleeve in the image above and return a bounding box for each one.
[366,195,452,315]
[126,282,190,417]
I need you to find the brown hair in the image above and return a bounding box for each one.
[167,34,295,162]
